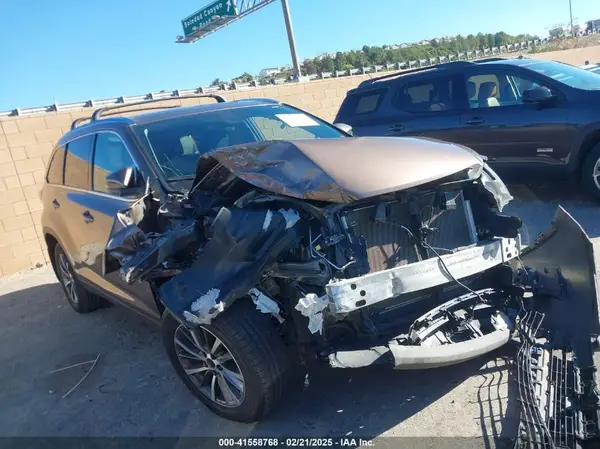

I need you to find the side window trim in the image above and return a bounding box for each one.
[91,130,139,196]
[64,135,93,190]
[45,145,66,185]
[339,87,388,119]
[465,67,562,110]
[392,75,458,113]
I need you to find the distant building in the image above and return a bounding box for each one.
[258,67,280,78]
[587,19,600,32]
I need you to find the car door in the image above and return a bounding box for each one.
[456,67,570,178]
[387,73,466,142]
[77,130,159,319]
[58,135,97,278]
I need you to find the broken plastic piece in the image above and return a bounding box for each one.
[182,288,224,325]
[481,164,513,211]
[262,210,273,231]
[249,288,284,323]
[294,293,329,334]
[278,208,300,229]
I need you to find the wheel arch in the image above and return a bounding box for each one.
[43,230,62,276]
[571,124,600,177]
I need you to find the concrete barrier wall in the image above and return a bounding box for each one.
[0,76,371,275]
[0,46,598,276]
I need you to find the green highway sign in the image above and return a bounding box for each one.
[182,0,238,37]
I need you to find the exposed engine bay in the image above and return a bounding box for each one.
[103,137,600,447]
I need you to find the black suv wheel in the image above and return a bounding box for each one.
[53,244,100,313]
[581,143,600,200]
[162,300,292,422]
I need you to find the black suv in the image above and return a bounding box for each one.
[334,58,600,197]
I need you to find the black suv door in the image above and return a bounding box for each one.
[455,66,572,178]
[387,73,466,141]
[336,73,464,140]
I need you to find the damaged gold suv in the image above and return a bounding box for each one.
[42,96,600,442]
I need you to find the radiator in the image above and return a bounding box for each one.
[346,191,475,273]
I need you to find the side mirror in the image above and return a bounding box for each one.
[334,123,354,136]
[105,167,140,195]
[522,86,556,106]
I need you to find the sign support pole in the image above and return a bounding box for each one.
[280,0,302,79]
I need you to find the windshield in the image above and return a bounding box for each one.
[133,104,345,180]
[526,61,600,90]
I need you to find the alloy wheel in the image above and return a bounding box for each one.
[174,324,245,408]
[58,253,78,305]
[593,157,600,193]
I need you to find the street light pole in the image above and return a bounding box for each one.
[569,0,574,36]
[280,0,302,79]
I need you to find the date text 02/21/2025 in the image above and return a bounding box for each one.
[218,438,375,447]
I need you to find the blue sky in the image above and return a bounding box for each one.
[0,0,597,110]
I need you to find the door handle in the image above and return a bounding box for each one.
[465,117,485,125]
[388,123,404,133]
[82,211,94,223]
[52,199,60,209]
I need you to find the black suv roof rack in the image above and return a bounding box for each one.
[70,94,227,130]
[362,60,474,86]
[473,57,507,63]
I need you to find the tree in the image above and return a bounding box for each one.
[319,56,335,73]
[210,78,221,87]
[233,72,254,83]
[334,51,349,71]
[267,30,531,81]
[302,59,318,75]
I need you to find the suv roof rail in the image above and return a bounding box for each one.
[91,94,226,121]
[71,117,92,130]
[473,57,507,63]
[70,94,227,130]
[361,60,474,86]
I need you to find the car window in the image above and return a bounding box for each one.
[134,104,344,180]
[337,88,387,119]
[525,61,600,90]
[394,76,455,112]
[92,133,136,194]
[467,72,553,109]
[64,135,93,189]
[46,146,66,185]
[251,116,315,139]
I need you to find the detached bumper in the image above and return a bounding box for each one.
[329,326,511,369]
[328,289,514,370]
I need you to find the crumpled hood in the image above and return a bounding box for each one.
[194,136,484,203]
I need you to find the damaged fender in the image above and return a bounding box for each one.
[158,207,303,325]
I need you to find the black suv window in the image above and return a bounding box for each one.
[64,135,93,189]
[394,76,456,112]
[466,71,554,109]
[337,88,387,119]
[92,133,135,194]
[46,146,66,185]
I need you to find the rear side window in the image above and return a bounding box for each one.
[394,76,456,112]
[46,146,66,184]
[337,88,387,119]
[64,135,93,189]
[92,133,135,194]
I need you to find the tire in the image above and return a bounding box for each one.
[581,143,600,200]
[162,300,292,422]
[53,243,100,313]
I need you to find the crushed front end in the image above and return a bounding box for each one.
[103,137,600,445]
